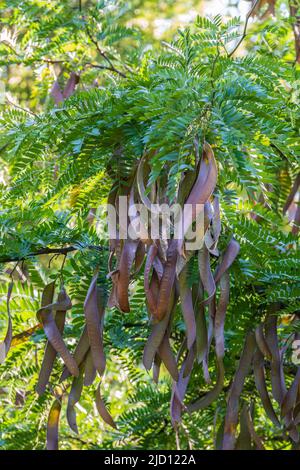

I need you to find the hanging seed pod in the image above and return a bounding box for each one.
[156,239,178,320]
[187,357,224,412]
[157,333,179,382]
[46,398,62,450]
[117,240,139,313]
[177,143,217,256]
[84,274,106,376]
[222,332,256,450]
[178,265,196,350]
[0,282,13,364]
[253,348,280,427]
[264,311,286,405]
[153,354,162,384]
[235,404,252,450]
[95,384,116,429]
[37,286,70,395]
[37,283,79,378]
[143,288,176,370]
[255,324,272,360]
[198,247,216,306]
[67,366,84,434]
[214,272,230,359]
[192,282,208,364]
[144,244,159,317]
[83,349,97,387]
[60,326,90,383]
[214,238,240,284]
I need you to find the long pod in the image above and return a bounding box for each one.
[214,238,240,284]
[192,282,208,364]
[178,265,196,349]
[117,240,139,313]
[84,274,106,376]
[0,282,13,364]
[60,325,90,382]
[37,286,78,378]
[265,311,286,405]
[158,334,179,382]
[253,349,280,427]
[67,366,84,434]
[96,384,116,429]
[144,244,159,316]
[46,398,62,450]
[187,357,224,412]
[84,349,97,387]
[255,324,271,360]
[143,288,176,370]
[214,272,230,358]
[37,287,70,395]
[222,332,256,450]
[198,246,216,306]
[281,367,300,418]
[177,142,218,254]
[156,240,178,320]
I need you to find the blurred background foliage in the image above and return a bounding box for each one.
[0,0,299,450]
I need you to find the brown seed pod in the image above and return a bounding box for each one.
[84,273,106,376]
[0,282,13,364]
[46,398,62,450]
[95,384,116,429]
[37,284,79,378]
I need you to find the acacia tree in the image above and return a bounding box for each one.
[0,0,299,450]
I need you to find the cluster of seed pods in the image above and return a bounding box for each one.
[1,143,299,449]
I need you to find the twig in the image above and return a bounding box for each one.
[85,24,126,78]
[5,97,37,117]
[0,244,105,264]
[228,0,260,58]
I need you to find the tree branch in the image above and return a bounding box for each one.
[228,0,260,58]
[0,245,105,264]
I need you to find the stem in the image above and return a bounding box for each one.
[0,245,105,264]
[228,0,260,58]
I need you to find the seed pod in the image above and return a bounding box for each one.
[67,366,84,434]
[265,311,286,405]
[37,287,70,395]
[153,354,162,384]
[156,240,178,320]
[0,282,13,364]
[60,326,90,383]
[198,247,216,306]
[222,332,256,450]
[178,265,196,349]
[117,240,139,313]
[84,274,106,376]
[144,244,159,316]
[188,356,224,413]
[143,288,176,370]
[96,384,116,429]
[253,349,280,427]
[158,334,179,382]
[84,349,97,387]
[255,324,272,360]
[37,284,78,378]
[235,404,252,450]
[192,282,208,364]
[281,368,300,418]
[214,238,240,284]
[214,272,230,359]
[46,398,62,450]
[177,143,218,255]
